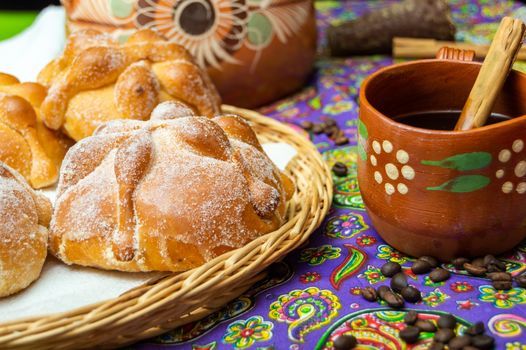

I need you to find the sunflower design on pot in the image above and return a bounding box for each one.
[132,0,311,69]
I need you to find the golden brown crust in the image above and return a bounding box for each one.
[39,29,222,141]
[0,163,50,297]
[50,102,293,272]
[0,74,73,188]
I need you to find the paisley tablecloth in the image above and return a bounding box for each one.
[135,1,526,349]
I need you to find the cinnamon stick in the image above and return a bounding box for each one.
[455,17,526,131]
[393,37,526,60]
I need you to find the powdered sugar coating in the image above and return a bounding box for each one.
[50,112,292,272]
[0,163,50,297]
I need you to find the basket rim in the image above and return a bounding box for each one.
[0,105,333,349]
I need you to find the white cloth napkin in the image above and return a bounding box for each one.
[0,6,66,82]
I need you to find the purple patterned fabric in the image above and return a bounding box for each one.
[134,1,526,349]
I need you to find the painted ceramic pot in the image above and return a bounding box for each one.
[357,52,526,261]
[61,0,317,108]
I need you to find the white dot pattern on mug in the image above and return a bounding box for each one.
[372,141,381,154]
[515,161,526,178]
[499,149,511,163]
[497,139,526,194]
[382,140,393,153]
[502,181,514,194]
[512,139,524,153]
[385,163,399,180]
[369,139,413,195]
[374,171,383,184]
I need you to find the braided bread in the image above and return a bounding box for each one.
[0,162,51,297]
[0,73,72,188]
[50,102,294,272]
[38,29,221,141]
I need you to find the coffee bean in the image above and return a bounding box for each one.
[401,286,422,303]
[429,268,451,282]
[464,263,487,276]
[428,342,444,350]
[437,314,457,329]
[411,260,432,274]
[333,334,357,350]
[471,335,495,349]
[483,254,497,267]
[361,287,378,302]
[325,118,337,127]
[516,275,526,288]
[472,258,485,268]
[494,259,507,271]
[381,262,402,277]
[383,290,404,308]
[300,121,313,130]
[312,123,325,134]
[324,125,339,138]
[377,285,391,299]
[404,310,418,325]
[434,328,455,343]
[448,335,471,350]
[335,136,349,145]
[492,280,512,290]
[415,319,437,332]
[419,256,439,268]
[399,326,420,343]
[465,321,485,336]
[452,257,470,270]
[391,272,409,293]
[487,263,504,273]
[488,272,512,282]
[332,162,348,177]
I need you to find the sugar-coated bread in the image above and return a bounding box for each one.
[38,29,222,141]
[0,73,73,188]
[0,162,51,297]
[49,102,294,272]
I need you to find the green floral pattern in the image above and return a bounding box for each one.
[299,245,341,266]
[222,316,273,349]
[479,286,526,309]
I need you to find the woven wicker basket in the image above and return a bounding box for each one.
[0,105,332,349]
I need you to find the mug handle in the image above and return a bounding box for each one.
[436,46,476,61]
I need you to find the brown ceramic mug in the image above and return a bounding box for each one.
[357,50,526,261]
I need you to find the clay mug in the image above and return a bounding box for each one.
[357,49,526,261]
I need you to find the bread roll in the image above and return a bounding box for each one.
[0,162,51,297]
[38,29,221,141]
[0,73,73,188]
[50,102,294,272]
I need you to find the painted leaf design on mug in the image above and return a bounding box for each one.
[357,119,368,161]
[427,175,490,193]
[421,152,492,171]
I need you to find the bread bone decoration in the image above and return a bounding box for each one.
[0,73,72,188]
[328,0,456,56]
[38,29,222,141]
[0,162,52,297]
[50,101,295,272]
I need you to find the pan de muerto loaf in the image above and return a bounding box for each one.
[38,29,221,141]
[49,102,294,272]
[0,72,72,188]
[0,162,51,297]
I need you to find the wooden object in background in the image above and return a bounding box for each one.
[328,0,455,56]
[394,37,526,60]
[455,17,526,130]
